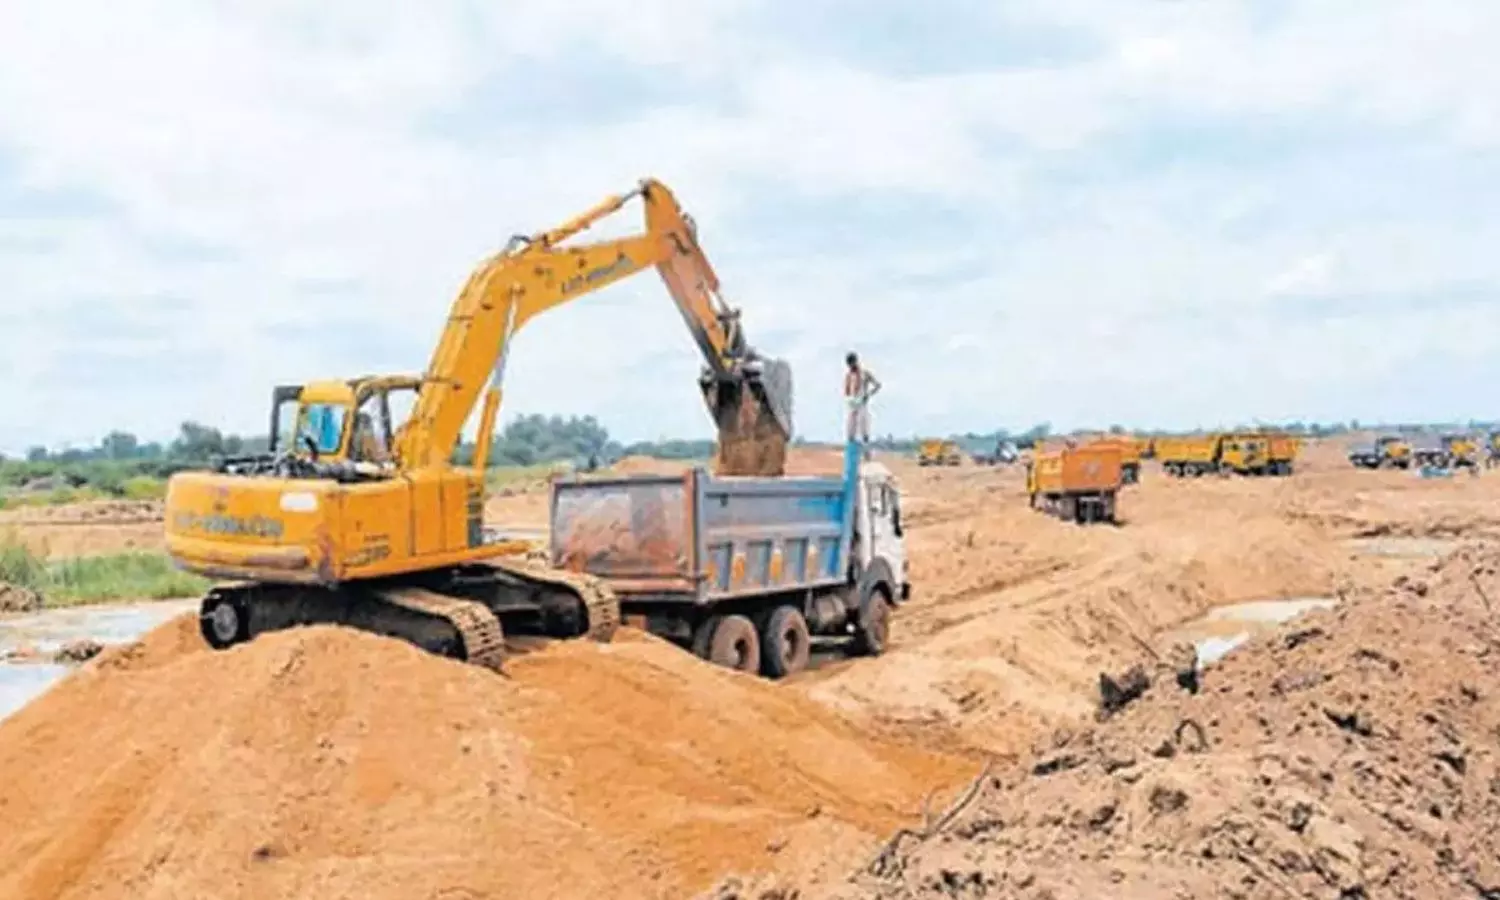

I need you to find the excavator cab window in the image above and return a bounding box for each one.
[270,393,299,454]
[351,394,393,463]
[296,403,349,458]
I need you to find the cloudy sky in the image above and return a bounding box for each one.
[2,1,1499,454]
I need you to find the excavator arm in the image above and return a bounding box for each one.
[396,178,794,476]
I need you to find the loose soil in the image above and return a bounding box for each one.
[4,437,1500,899]
[799,544,1500,900]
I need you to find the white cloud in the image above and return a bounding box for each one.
[2,0,1500,454]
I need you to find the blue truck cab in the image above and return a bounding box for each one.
[547,440,909,678]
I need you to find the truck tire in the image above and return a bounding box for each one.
[690,614,723,660]
[852,588,891,657]
[707,614,760,674]
[1059,496,1077,523]
[761,606,811,678]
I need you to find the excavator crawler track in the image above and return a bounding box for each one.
[377,587,507,671]
[490,558,621,644]
[194,559,619,673]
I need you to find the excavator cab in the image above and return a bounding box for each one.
[218,376,421,478]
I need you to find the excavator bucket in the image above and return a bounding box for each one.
[704,357,795,477]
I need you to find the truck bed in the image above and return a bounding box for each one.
[548,468,853,603]
[1154,436,1220,464]
[1031,445,1123,495]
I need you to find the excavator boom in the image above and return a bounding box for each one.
[400,178,793,476]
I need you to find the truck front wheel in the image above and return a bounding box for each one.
[707,614,761,674]
[852,589,891,657]
[761,606,811,678]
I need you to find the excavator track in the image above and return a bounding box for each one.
[196,559,619,673]
[377,586,507,671]
[490,556,621,644]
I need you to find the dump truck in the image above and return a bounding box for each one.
[1026,442,1123,524]
[1487,431,1500,470]
[1348,435,1411,469]
[1443,433,1479,469]
[1409,433,1476,470]
[549,440,907,678]
[973,439,1018,466]
[1156,434,1270,477]
[1263,433,1300,476]
[917,438,962,467]
[167,178,796,671]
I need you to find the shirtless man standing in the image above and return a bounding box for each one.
[843,351,882,455]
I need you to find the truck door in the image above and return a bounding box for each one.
[869,478,907,598]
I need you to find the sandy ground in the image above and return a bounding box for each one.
[1,439,1497,898]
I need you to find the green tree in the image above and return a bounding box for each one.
[100,430,140,460]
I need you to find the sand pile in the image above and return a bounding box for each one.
[0,499,163,527]
[789,544,1500,900]
[610,455,692,475]
[805,495,1345,753]
[0,617,970,900]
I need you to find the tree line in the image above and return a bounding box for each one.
[0,415,722,495]
[6,414,1498,497]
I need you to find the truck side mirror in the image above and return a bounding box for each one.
[892,497,903,537]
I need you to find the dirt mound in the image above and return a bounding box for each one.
[0,499,162,526]
[0,618,970,900]
[610,454,691,475]
[805,496,1345,752]
[782,448,847,476]
[0,581,42,613]
[795,544,1500,900]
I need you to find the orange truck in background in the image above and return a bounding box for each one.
[1081,435,1142,484]
[1260,433,1300,476]
[1027,443,1123,525]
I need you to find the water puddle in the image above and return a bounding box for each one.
[1165,596,1340,668]
[0,600,195,721]
[1344,536,1459,559]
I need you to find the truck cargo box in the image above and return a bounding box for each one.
[1030,444,1123,495]
[1027,445,1122,525]
[549,469,852,603]
[1154,436,1220,465]
[1083,436,1142,484]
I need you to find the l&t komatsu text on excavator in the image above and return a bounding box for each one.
[164,178,795,669]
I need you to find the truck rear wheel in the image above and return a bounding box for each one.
[707,614,760,674]
[691,614,722,660]
[761,606,811,678]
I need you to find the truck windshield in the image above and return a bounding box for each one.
[297,403,348,456]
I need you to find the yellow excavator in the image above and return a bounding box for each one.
[164,178,794,670]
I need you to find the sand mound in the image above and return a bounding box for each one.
[807,498,1344,751]
[803,545,1500,900]
[609,454,691,475]
[0,618,970,900]
[782,448,847,476]
[608,446,844,480]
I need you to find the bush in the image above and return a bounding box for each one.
[122,476,166,500]
[0,536,48,591]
